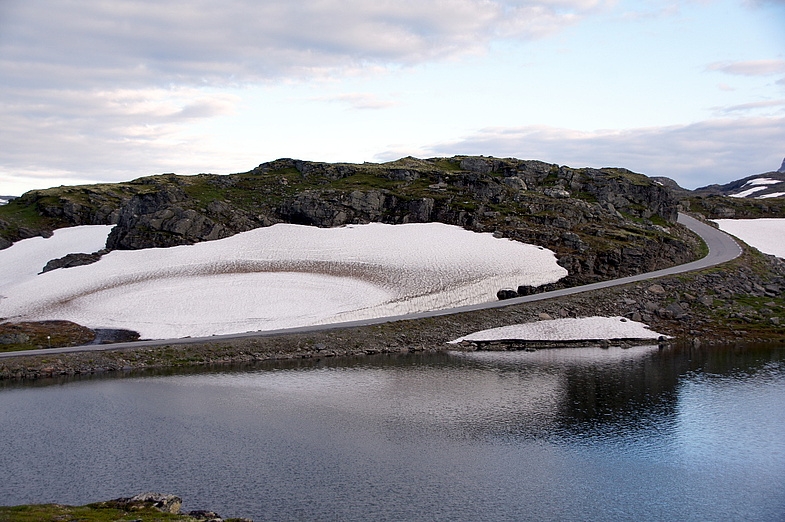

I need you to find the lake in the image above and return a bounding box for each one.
[1,343,784,521]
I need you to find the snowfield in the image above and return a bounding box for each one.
[449,316,666,344]
[729,178,782,198]
[0,225,114,289]
[714,218,785,259]
[0,223,567,339]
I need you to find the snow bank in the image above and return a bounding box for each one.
[0,222,567,339]
[0,225,113,290]
[449,316,665,344]
[714,218,785,259]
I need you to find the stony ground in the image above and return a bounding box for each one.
[1,246,783,381]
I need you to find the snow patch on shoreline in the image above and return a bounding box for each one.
[449,316,666,344]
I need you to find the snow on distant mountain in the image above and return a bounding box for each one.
[694,169,785,200]
[728,177,783,198]
[0,196,16,206]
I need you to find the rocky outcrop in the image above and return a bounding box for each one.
[98,492,252,521]
[41,251,105,273]
[1,156,696,285]
[108,492,182,514]
[685,194,785,219]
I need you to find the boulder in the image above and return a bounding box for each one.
[460,157,493,174]
[110,492,182,514]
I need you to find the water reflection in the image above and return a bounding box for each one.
[0,343,783,521]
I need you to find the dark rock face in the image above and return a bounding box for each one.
[497,289,519,300]
[91,328,140,344]
[779,157,785,173]
[41,252,105,273]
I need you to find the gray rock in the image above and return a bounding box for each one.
[544,187,570,199]
[0,333,30,345]
[647,284,666,295]
[665,302,688,319]
[187,510,223,521]
[497,288,518,300]
[112,493,182,514]
[41,252,104,273]
[460,157,493,174]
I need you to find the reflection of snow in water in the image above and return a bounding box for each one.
[0,222,567,339]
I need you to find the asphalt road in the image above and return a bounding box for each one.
[1,213,741,359]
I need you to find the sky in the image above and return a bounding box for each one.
[1,0,784,196]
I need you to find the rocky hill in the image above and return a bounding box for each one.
[0,156,699,286]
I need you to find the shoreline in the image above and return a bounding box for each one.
[2,247,783,381]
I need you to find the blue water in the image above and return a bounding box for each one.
[1,344,783,521]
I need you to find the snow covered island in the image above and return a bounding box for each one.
[450,316,667,348]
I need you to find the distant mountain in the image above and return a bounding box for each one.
[681,159,785,219]
[0,196,17,206]
[693,168,785,200]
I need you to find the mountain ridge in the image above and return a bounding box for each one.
[0,156,697,287]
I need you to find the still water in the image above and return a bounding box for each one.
[1,344,784,521]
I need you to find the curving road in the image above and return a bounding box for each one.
[1,213,741,358]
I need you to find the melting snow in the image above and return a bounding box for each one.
[757,192,785,199]
[746,178,780,186]
[449,316,666,344]
[730,178,782,198]
[714,218,785,259]
[0,222,567,339]
[731,186,768,198]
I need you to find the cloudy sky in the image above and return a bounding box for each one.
[1,0,783,195]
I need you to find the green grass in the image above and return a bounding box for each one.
[0,503,190,522]
[428,157,462,171]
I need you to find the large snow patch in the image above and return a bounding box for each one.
[714,218,785,259]
[0,222,567,339]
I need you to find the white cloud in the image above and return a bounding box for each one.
[0,86,242,193]
[707,60,785,76]
[715,99,785,114]
[1,0,609,88]
[379,118,785,188]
